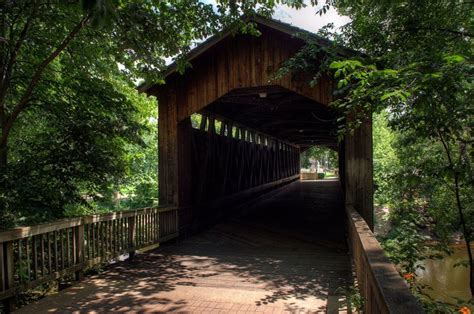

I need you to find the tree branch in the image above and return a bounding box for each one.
[0,4,37,107]
[403,27,474,38]
[437,129,473,296]
[1,13,90,147]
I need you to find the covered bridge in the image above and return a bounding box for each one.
[144,15,373,232]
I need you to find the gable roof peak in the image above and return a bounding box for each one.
[140,14,356,94]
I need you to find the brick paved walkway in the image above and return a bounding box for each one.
[16,180,352,313]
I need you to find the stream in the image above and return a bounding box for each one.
[416,244,472,304]
[374,207,472,305]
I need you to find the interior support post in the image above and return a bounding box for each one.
[344,117,374,230]
[177,117,193,232]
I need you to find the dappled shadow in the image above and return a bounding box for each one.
[16,181,352,313]
[16,251,196,312]
[172,180,352,311]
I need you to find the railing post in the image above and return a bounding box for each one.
[74,224,84,281]
[128,216,136,260]
[0,242,5,312]
[3,241,15,312]
[0,243,4,293]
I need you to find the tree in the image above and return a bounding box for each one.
[0,0,221,226]
[278,0,473,302]
[300,146,338,171]
[0,0,224,170]
[1,0,311,227]
[328,0,473,297]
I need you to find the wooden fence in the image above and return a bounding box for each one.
[0,206,179,303]
[346,205,424,313]
[300,172,317,180]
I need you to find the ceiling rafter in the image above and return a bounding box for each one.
[202,86,340,147]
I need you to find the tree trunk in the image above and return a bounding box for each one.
[438,131,473,297]
[454,172,474,296]
[0,143,6,173]
[0,138,9,229]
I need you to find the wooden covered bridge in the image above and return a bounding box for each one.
[1,16,423,313]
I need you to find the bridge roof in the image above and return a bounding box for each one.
[144,15,359,149]
[141,14,357,94]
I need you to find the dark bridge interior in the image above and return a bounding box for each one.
[185,84,340,230]
[204,85,338,149]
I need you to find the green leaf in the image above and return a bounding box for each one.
[330,61,344,69]
[443,54,465,63]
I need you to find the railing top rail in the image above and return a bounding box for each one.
[0,205,178,243]
[347,205,425,313]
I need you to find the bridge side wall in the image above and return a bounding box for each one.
[343,118,374,230]
[190,123,300,205]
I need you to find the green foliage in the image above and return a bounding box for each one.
[1,1,317,227]
[300,146,338,170]
[4,74,156,224]
[114,115,159,210]
[277,0,474,305]
[329,53,472,140]
[335,285,364,312]
[0,0,224,226]
[375,120,473,247]
[372,112,398,206]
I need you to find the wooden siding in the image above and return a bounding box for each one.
[190,122,300,204]
[153,26,333,122]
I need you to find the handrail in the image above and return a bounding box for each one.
[0,205,179,304]
[346,205,424,313]
[0,207,178,243]
[203,174,300,207]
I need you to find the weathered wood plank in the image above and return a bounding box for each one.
[74,225,84,280]
[32,236,38,279]
[344,117,374,229]
[0,218,83,243]
[5,242,14,291]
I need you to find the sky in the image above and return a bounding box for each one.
[159,2,350,68]
[272,3,350,33]
[200,0,351,33]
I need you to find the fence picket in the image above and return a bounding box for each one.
[0,206,179,304]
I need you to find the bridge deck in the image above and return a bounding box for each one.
[16,180,352,313]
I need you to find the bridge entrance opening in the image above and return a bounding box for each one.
[175,85,341,231]
[300,145,339,180]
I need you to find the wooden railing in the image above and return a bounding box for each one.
[0,206,179,303]
[346,205,424,314]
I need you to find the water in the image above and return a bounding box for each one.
[416,244,472,304]
[374,208,472,305]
